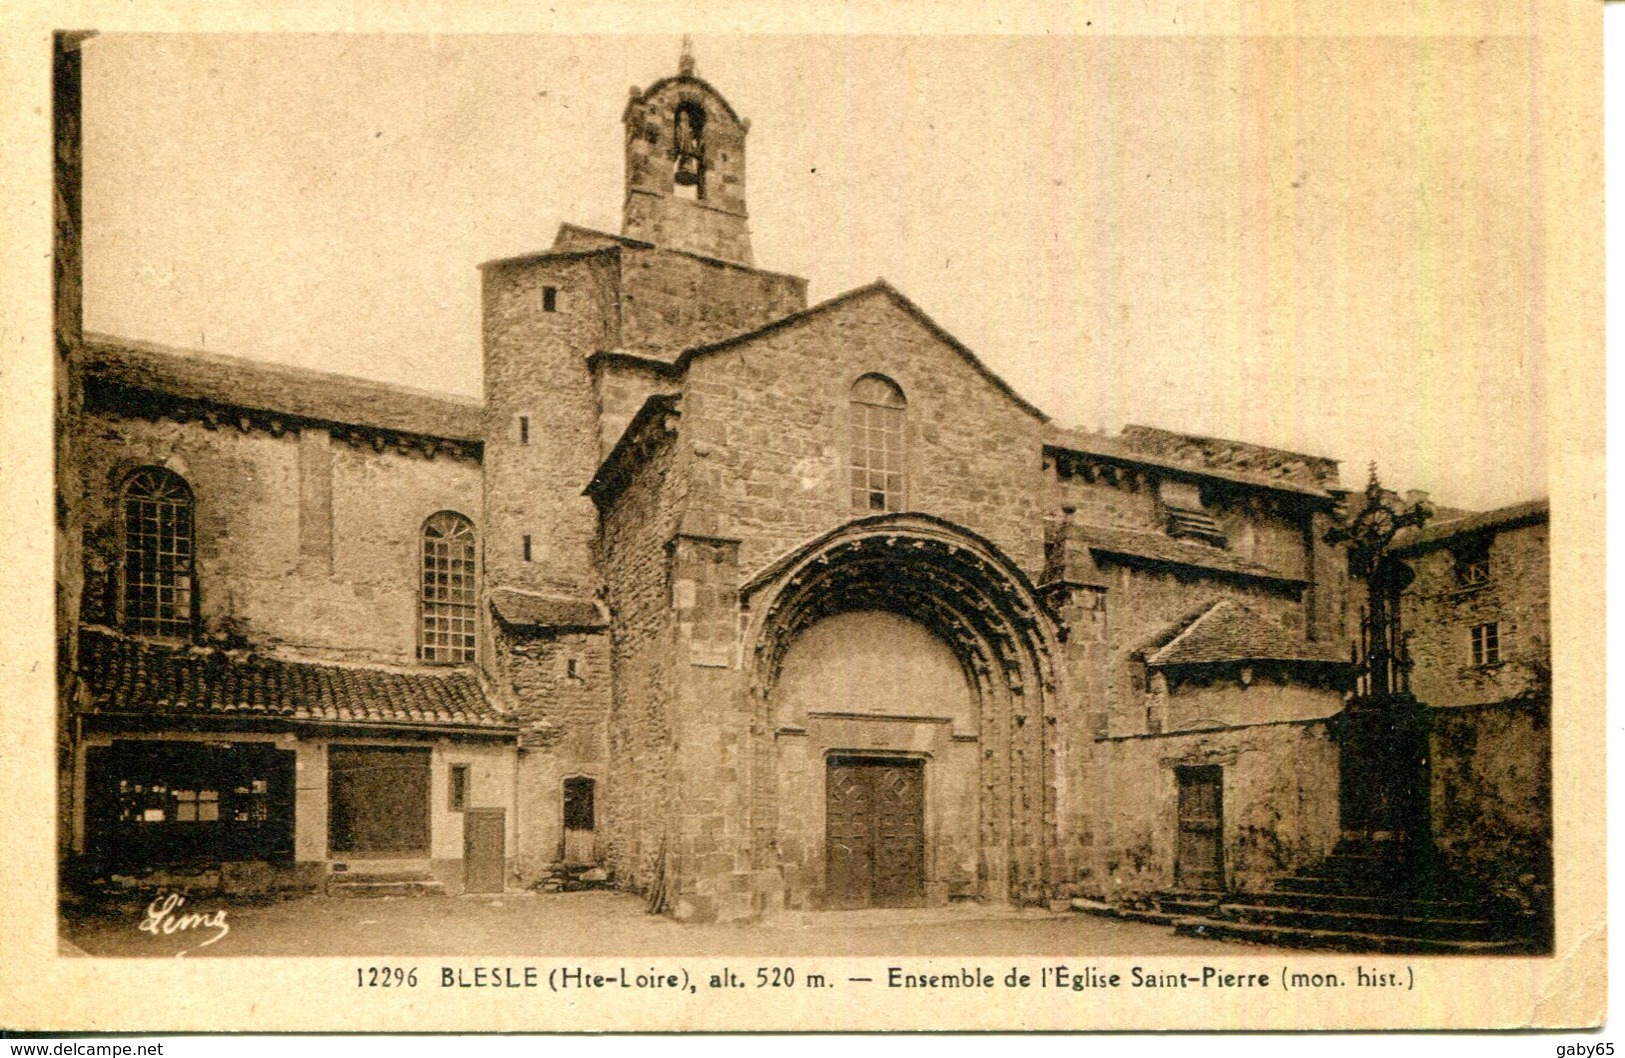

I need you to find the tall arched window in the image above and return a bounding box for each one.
[420,511,477,664]
[849,375,907,513]
[121,467,196,638]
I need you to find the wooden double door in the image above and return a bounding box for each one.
[825,756,925,909]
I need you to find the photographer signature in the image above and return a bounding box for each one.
[138,892,230,954]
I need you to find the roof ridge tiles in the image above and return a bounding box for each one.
[77,627,514,733]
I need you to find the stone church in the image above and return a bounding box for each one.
[56,48,1552,944]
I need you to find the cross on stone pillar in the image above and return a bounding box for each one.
[1326,465,1432,699]
[1326,466,1436,853]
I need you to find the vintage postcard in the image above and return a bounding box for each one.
[0,0,1605,1035]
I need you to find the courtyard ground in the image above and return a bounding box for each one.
[61,889,1232,958]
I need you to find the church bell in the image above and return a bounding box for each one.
[674,153,702,186]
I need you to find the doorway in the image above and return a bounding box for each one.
[1174,765,1224,891]
[463,807,505,893]
[825,756,925,909]
[562,777,596,865]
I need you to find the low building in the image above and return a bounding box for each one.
[66,337,517,894]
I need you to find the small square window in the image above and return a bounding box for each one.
[449,764,469,812]
[1455,558,1490,588]
[1471,622,1501,666]
[542,287,558,312]
[1453,542,1491,589]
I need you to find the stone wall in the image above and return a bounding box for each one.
[678,289,1048,580]
[1307,509,1350,648]
[482,241,804,599]
[1092,562,1306,738]
[1085,720,1341,902]
[1117,425,1341,492]
[1151,676,1344,734]
[664,533,760,920]
[482,251,620,601]
[1403,519,1551,707]
[77,410,480,666]
[488,624,613,880]
[1049,462,1315,585]
[1050,463,1161,532]
[597,421,685,895]
[1428,698,1552,912]
[593,357,675,460]
[1045,583,1109,890]
[618,248,806,360]
[1204,490,1314,583]
[1048,554,1340,898]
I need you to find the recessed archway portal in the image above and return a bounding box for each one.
[744,515,1060,909]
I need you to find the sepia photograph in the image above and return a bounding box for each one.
[4,2,1604,1035]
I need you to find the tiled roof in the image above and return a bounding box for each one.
[1399,498,1549,552]
[1068,525,1306,586]
[489,588,607,631]
[1118,425,1340,491]
[78,628,515,732]
[1045,428,1336,499]
[85,335,483,443]
[1143,600,1345,667]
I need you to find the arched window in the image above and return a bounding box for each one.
[849,375,907,513]
[420,511,477,664]
[121,467,196,638]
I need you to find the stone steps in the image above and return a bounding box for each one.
[1269,873,1472,900]
[1227,888,1488,919]
[1213,901,1513,943]
[327,868,446,898]
[1142,836,1537,953]
[1154,891,1223,917]
[328,878,447,898]
[1171,917,1530,955]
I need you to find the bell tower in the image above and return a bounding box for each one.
[622,41,754,266]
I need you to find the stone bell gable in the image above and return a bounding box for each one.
[622,53,754,266]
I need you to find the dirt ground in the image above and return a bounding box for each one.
[61,889,1232,958]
